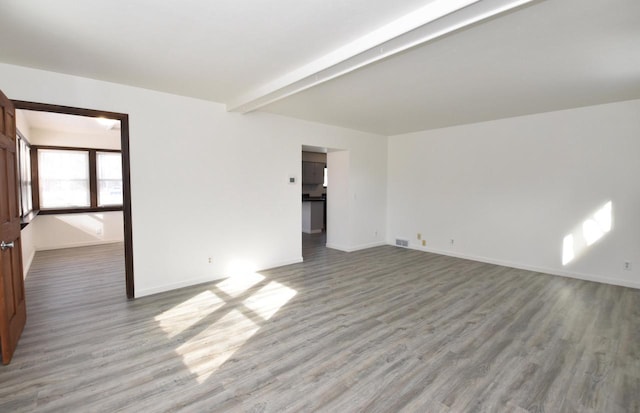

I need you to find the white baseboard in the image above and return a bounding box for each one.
[392,243,640,290]
[36,239,124,251]
[259,257,304,270]
[136,256,304,298]
[326,241,386,253]
[136,275,226,298]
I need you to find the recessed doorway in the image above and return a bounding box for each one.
[13,100,134,298]
[300,145,349,259]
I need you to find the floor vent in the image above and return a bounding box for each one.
[395,238,409,247]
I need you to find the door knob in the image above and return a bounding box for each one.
[0,241,15,251]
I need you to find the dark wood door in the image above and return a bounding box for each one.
[0,89,26,365]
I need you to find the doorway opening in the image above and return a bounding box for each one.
[13,100,134,299]
[300,145,349,259]
[301,147,327,258]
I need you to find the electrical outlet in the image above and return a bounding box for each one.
[208,257,212,264]
[96,228,103,236]
[417,233,421,240]
[422,240,426,247]
[450,239,455,245]
[624,261,632,271]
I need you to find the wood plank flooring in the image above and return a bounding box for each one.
[0,236,638,412]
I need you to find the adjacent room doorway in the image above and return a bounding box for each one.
[300,145,349,258]
[12,100,134,299]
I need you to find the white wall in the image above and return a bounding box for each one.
[15,108,31,139]
[32,212,124,251]
[326,151,351,250]
[0,63,387,297]
[388,99,640,288]
[20,219,36,276]
[29,128,121,149]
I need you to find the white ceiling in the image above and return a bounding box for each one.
[18,110,120,134]
[264,0,640,134]
[1,0,639,135]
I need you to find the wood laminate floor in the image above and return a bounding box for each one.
[0,236,638,412]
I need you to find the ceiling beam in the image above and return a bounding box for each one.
[226,0,537,113]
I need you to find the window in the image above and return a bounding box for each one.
[97,152,123,206]
[38,149,90,208]
[16,131,33,218]
[33,146,123,213]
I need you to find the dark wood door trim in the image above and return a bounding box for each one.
[13,100,135,299]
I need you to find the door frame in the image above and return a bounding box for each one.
[13,100,135,299]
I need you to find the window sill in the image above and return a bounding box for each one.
[20,210,40,229]
[38,206,123,215]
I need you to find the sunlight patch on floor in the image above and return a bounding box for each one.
[155,290,225,338]
[216,271,265,297]
[243,281,298,321]
[160,271,298,383]
[176,309,259,383]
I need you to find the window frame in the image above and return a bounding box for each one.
[32,145,123,215]
[16,130,36,226]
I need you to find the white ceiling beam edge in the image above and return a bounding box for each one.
[226,0,479,113]
[226,0,537,114]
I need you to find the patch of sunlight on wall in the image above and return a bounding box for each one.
[243,281,298,321]
[176,309,259,384]
[155,290,225,338]
[56,214,105,237]
[562,201,612,266]
[562,234,575,266]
